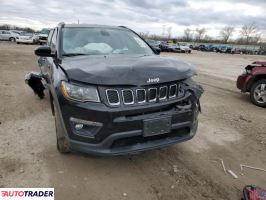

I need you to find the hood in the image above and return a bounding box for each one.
[61,55,197,86]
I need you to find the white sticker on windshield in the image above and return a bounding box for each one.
[133,36,147,48]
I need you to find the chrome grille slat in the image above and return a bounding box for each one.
[169,84,177,98]
[148,88,157,102]
[136,89,146,103]
[122,89,134,105]
[159,86,168,100]
[106,89,120,105]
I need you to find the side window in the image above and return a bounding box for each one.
[47,29,54,46]
[51,28,57,48]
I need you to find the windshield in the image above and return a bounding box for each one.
[62,27,154,56]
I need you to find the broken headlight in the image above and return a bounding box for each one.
[60,81,100,102]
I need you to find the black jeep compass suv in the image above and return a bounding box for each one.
[34,23,203,156]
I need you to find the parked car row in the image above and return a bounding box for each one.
[0,29,50,45]
[191,44,266,55]
[146,40,192,53]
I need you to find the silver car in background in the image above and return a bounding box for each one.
[0,30,20,42]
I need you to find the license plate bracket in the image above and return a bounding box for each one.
[143,116,171,137]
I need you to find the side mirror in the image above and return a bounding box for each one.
[35,46,54,57]
[153,47,161,55]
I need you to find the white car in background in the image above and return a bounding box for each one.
[0,30,20,42]
[16,32,39,44]
[179,45,192,53]
[37,28,50,45]
[168,44,192,53]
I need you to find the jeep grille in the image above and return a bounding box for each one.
[105,83,182,106]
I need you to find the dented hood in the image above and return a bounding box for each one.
[60,55,197,86]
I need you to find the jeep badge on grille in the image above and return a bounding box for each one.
[147,77,160,83]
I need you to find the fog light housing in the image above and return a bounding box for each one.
[70,117,102,138]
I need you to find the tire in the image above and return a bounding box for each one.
[53,100,70,153]
[17,42,20,44]
[9,37,16,42]
[250,79,266,107]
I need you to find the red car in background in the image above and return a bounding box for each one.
[237,61,266,107]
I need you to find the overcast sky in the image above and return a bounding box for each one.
[0,0,265,38]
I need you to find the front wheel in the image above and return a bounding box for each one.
[54,100,70,153]
[250,79,266,107]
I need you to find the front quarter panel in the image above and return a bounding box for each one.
[245,66,266,91]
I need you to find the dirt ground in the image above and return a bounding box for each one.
[0,42,265,200]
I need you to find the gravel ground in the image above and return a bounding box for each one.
[0,42,265,200]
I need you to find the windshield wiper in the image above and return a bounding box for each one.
[62,53,91,57]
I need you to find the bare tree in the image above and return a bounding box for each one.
[167,26,172,39]
[220,26,234,43]
[195,28,206,41]
[0,24,11,30]
[183,28,192,41]
[139,32,150,39]
[240,23,258,44]
[250,34,261,44]
[203,35,212,42]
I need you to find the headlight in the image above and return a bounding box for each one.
[60,81,100,102]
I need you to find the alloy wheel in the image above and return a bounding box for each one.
[254,83,266,104]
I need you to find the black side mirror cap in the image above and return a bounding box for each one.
[35,46,54,57]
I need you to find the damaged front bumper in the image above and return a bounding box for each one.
[25,70,204,155]
[57,79,203,156]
